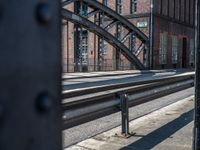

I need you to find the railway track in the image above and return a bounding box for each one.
[62,73,194,129]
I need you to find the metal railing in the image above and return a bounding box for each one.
[63,58,133,72]
[62,73,194,136]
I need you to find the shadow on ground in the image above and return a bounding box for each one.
[120,109,194,150]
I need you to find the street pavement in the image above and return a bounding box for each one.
[62,88,194,148]
[63,70,194,91]
[65,95,194,150]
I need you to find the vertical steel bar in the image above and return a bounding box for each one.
[149,0,154,69]
[79,0,83,72]
[67,21,69,72]
[120,94,129,135]
[0,0,61,149]
[116,24,121,70]
[98,12,102,71]
[74,1,79,72]
[194,0,200,149]
[94,14,98,71]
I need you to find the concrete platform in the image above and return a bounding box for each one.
[64,96,194,150]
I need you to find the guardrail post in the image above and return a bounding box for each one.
[120,94,129,136]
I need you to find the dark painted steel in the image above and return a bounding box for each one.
[121,32,131,44]
[62,76,194,129]
[62,9,145,69]
[121,94,130,136]
[194,0,200,149]
[0,0,61,149]
[104,20,119,30]
[62,0,149,43]
[87,9,100,18]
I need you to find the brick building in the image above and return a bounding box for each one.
[62,0,196,72]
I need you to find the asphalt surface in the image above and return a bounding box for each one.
[62,87,194,148]
[66,96,194,150]
[63,70,194,91]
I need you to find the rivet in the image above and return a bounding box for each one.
[0,5,3,20]
[0,104,4,119]
[36,93,53,113]
[36,3,51,25]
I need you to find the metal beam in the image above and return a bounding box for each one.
[62,9,145,69]
[87,9,101,18]
[104,20,119,30]
[0,1,61,149]
[121,32,131,44]
[194,0,200,149]
[62,0,149,43]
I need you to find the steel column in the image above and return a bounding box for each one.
[0,0,61,149]
[149,0,154,69]
[74,1,80,72]
[194,0,200,149]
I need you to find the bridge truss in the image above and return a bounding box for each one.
[62,0,149,70]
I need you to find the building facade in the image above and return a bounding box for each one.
[62,0,196,72]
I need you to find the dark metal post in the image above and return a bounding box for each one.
[120,94,129,136]
[74,1,80,72]
[98,11,105,71]
[149,0,154,69]
[194,0,200,149]
[143,45,148,68]
[0,0,61,149]
[66,21,69,72]
[116,24,122,70]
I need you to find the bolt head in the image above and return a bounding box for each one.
[36,3,51,25]
[0,104,4,119]
[36,93,53,113]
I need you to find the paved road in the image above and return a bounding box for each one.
[66,95,194,150]
[63,70,194,91]
[62,87,194,148]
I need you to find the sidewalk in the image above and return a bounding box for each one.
[65,96,194,150]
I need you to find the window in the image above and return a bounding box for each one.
[99,38,107,55]
[131,0,137,14]
[189,39,194,65]
[172,36,178,64]
[77,2,88,16]
[159,32,168,64]
[103,0,108,6]
[78,30,88,64]
[116,0,122,14]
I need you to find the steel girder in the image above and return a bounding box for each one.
[62,9,145,69]
[62,0,149,43]
[0,0,61,149]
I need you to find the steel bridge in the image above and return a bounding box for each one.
[62,0,149,70]
[1,0,200,150]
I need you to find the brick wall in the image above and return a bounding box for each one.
[62,0,196,71]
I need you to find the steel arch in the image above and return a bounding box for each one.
[62,9,145,70]
[62,0,149,43]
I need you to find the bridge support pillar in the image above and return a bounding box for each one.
[194,0,200,149]
[0,0,61,149]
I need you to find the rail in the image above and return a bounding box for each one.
[62,73,194,134]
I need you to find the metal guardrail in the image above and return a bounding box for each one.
[63,73,194,98]
[62,74,194,135]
